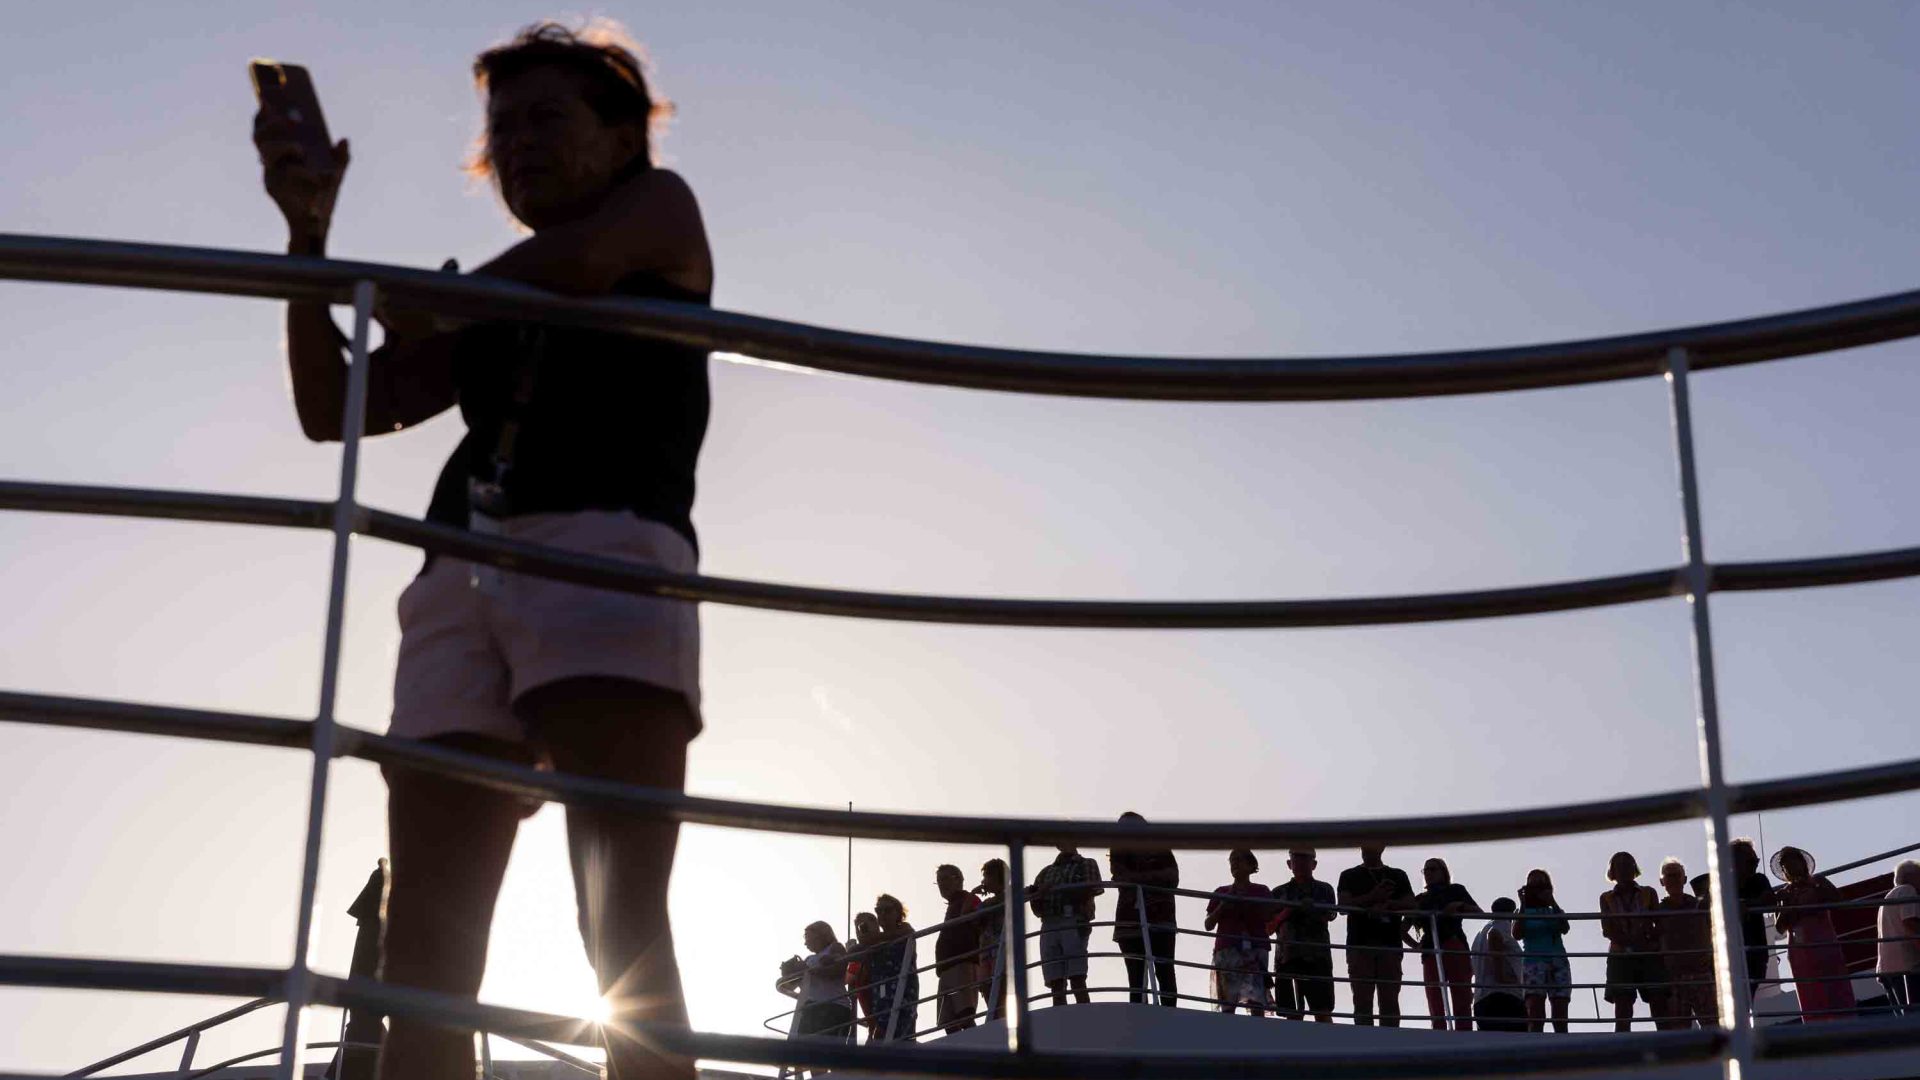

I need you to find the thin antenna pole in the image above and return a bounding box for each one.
[852,799,860,941]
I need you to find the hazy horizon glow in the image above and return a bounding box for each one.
[4,1,1919,1073]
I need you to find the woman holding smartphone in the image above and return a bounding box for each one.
[1516,869,1573,1033]
[254,22,711,1080]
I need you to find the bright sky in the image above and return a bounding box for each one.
[3,1,1918,1073]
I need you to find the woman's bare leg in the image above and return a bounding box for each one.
[378,736,532,1080]
[520,677,694,1080]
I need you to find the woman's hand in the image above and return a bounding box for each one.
[253,106,349,244]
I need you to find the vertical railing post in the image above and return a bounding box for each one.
[1664,345,1754,1078]
[275,280,377,1080]
[1135,884,1160,1004]
[1428,913,1453,1031]
[177,1029,199,1073]
[1003,842,1032,1054]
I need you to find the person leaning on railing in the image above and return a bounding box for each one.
[775,922,852,1042]
[254,21,714,1080]
[932,864,985,1033]
[1269,847,1336,1024]
[865,895,920,1041]
[1515,868,1573,1033]
[844,912,881,1037]
[1599,851,1671,1032]
[1877,859,1920,1014]
[973,860,1009,1020]
[1654,861,1716,1030]
[1773,845,1856,1022]
[1408,857,1480,1032]
[1336,846,1415,1027]
[1029,844,1104,1007]
[1109,812,1180,1008]
[1729,837,1777,1001]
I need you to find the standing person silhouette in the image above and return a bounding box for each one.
[325,860,387,1080]
[1337,846,1415,1027]
[254,21,712,1080]
[1515,869,1572,1033]
[1109,812,1180,1007]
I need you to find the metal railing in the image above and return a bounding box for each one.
[763,879,1920,1040]
[2,233,1919,1079]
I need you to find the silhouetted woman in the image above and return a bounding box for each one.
[254,21,711,1080]
[1204,848,1272,1016]
[1774,846,1856,1022]
[1516,869,1572,1033]
[866,894,921,1040]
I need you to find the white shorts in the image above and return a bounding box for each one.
[389,509,701,743]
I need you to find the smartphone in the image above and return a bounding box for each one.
[250,60,336,172]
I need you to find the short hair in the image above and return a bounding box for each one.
[1491,897,1517,914]
[1288,847,1317,859]
[936,863,962,881]
[1230,847,1259,873]
[981,857,1008,881]
[1119,811,1146,822]
[1607,851,1641,882]
[1690,873,1711,894]
[875,893,907,918]
[804,920,834,940]
[1895,860,1920,885]
[1730,837,1757,857]
[853,910,879,929]
[1660,857,1686,878]
[469,20,674,178]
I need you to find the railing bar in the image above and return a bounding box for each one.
[7,690,1920,846]
[1664,345,1752,1079]
[1003,843,1031,1054]
[0,955,284,997]
[0,690,310,750]
[364,509,1686,628]
[0,481,334,530]
[63,997,274,1077]
[3,233,1920,401]
[274,279,376,1080]
[313,971,1728,1079]
[7,479,1920,628]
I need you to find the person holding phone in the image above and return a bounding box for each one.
[253,21,712,1080]
[1516,868,1573,1033]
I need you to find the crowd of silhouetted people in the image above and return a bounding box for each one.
[775,821,1920,1042]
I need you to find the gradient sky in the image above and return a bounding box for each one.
[3,1,1918,1072]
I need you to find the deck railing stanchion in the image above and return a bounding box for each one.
[275,280,378,1080]
[1003,842,1031,1053]
[1664,345,1754,1078]
[1135,884,1160,1004]
[178,1029,199,1072]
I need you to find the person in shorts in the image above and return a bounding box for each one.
[1337,846,1415,1026]
[1029,845,1103,1006]
[1271,847,1337,1022]
[1600,851,1672,1031]
[1657,861,1717,1028]
[256,21,712,1080]
[1516,868,1573,1032]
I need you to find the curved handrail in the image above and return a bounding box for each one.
[4,233,1919,401]
[8,479,1920,630]
[8,688,1920,847]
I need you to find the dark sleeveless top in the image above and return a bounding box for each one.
[423,273,711,551]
